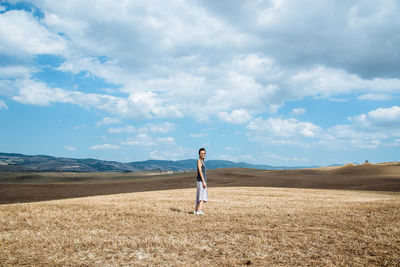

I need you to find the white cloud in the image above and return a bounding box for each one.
[64,145,76,151]
[247,117,321,138]
[317,106,400,149]
[288,66,400,99]
[126,91,182,118]
[358,93,392,101]
[138,122,175,133]
[0,100,7,110]
[108,122,175,134]
[96,117,122,126]
[254,1,400,78]
[121,134,155,147]
[108,125,135,134]
[218,109,252,124]
[90,144,120,150]
[368,106,400,122]
[228,54,275,77]
[246,106,400,150]
[292,108,306,115]
[0,66,38,97]
[0,79,15,98]
[266,104,280,114]
[208,72,278,112]
[349,106,400,129]
[149,146,191,160]
[121,133,175,147]
[321,125,385,149]
[2,1,400,129]
[12,79,67,106]
[156,137,175,145]
[0,65,34,79]
[11,79,181,118]
[0,10,67,55]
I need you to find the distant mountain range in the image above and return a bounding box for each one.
[0,152,319,172]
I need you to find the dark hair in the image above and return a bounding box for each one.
[198,147,206,155]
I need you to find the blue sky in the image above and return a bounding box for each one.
[0,0,399,166]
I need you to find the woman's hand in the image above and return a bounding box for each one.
[203,182,207,188]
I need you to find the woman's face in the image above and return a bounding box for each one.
[199,150,206,160]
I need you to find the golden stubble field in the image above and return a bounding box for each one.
[1,186,399,266]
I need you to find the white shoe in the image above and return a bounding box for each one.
[194,211,198,214]
[197,211,204,215]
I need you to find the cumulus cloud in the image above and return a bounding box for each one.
[247,117,321,138]
[0,64,38,97]
[247,106,400,150]
[197,0,400,78]
[0,65,34,79]
[1,1,400,125]
[11,79,181,118]
[349,106,400,129]
[11,79,124,110]
[288,66,400,99]
[12,79,67,106]
[0,9,67,55]
[259,1,400,78]
[324,105,400,148]
[96,117,122,126]
[1,0,400,142]
[218,109,252,124]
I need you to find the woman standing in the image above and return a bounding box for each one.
[194,148,208,215]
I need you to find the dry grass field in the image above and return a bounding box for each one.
[1,187,399,266]
[1,163,399,266]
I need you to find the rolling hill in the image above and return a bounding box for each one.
[1,162,399,203]
[0,152,316,172]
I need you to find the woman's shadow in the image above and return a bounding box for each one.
[169,207,194,214]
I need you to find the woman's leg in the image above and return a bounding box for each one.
[197,200,203,211]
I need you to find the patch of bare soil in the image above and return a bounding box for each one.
[0,163,399,204]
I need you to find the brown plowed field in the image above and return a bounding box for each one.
[1,163,399,204]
